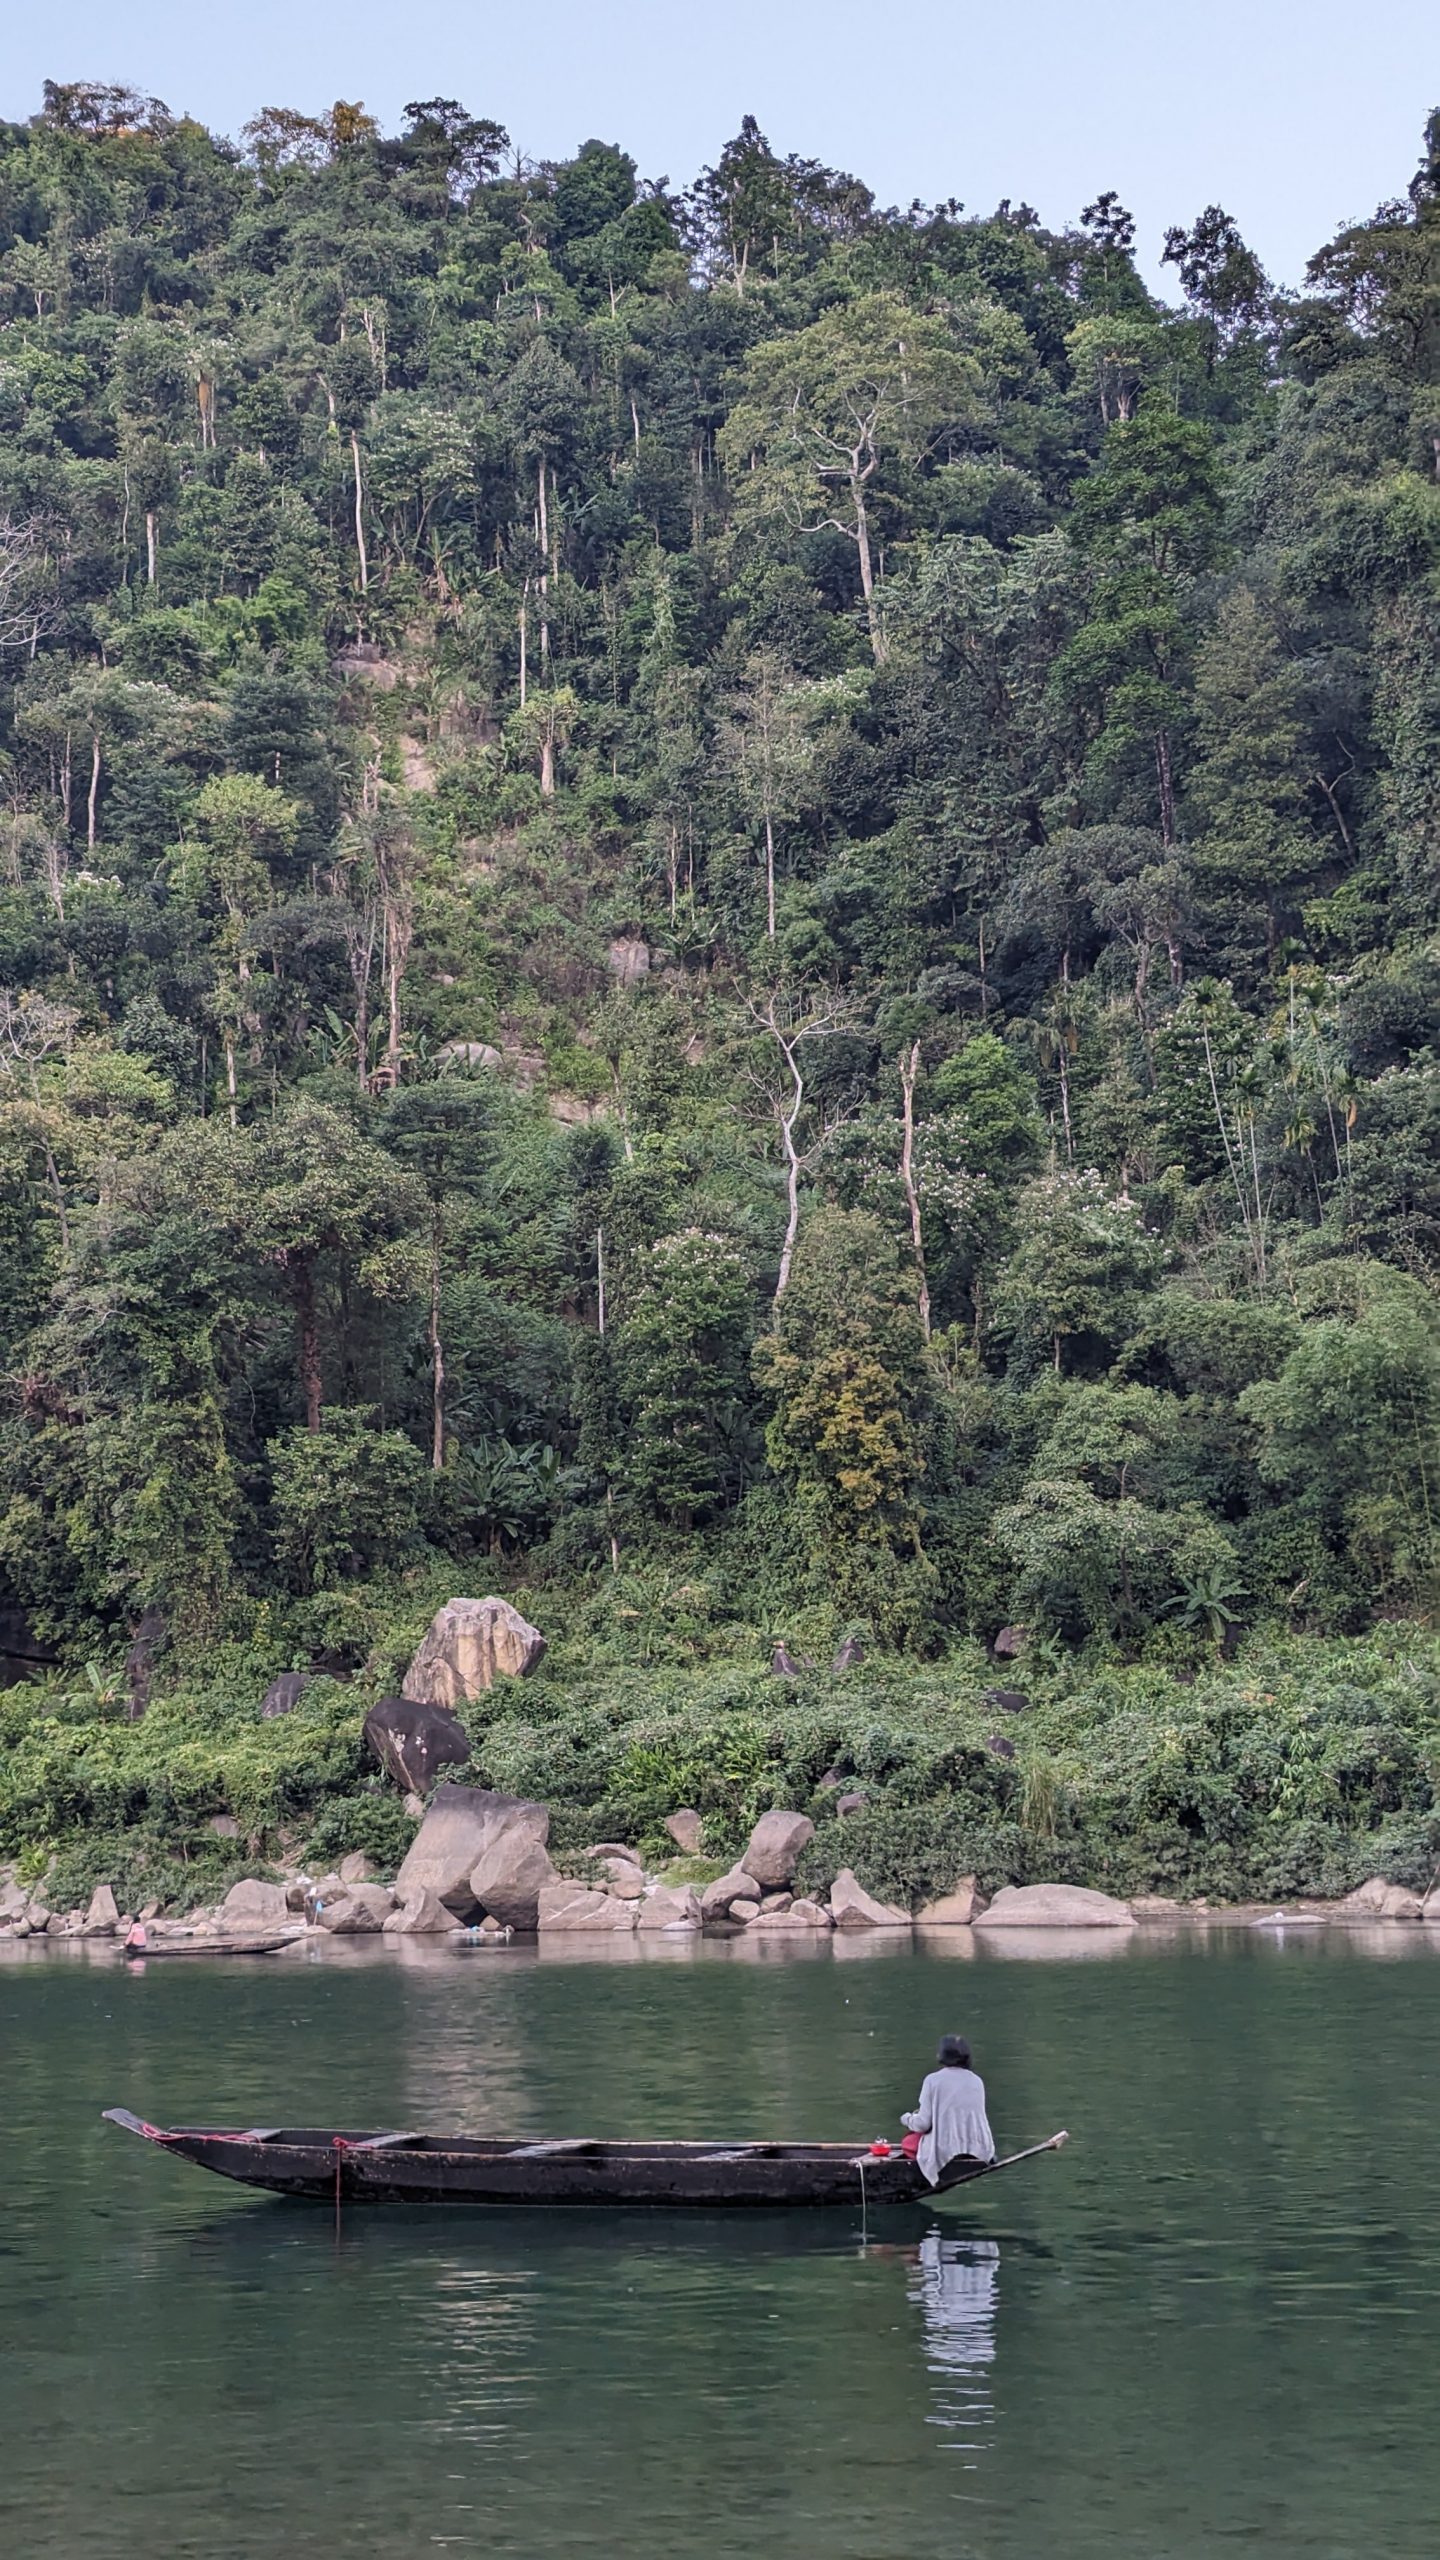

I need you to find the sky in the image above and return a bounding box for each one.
[5,0,1436,289]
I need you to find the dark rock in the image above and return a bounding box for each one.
[982,1687,1029,1713]
[991,1624,1026,1661]
[831,1635,865,1675]
[986,1733,1017,1759]
[261,1672,310,1719]
[364,1695,472,1795]
[125,1608,167,1720]
[836,1790,868,1815]
[770,1643,806,1679]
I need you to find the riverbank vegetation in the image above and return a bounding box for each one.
[1,83,1438,1905]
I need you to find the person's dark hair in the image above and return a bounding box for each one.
[937,2035,972,2068]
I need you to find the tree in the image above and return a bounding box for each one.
[720,293,979,661]
[616,1231,756,1524]
[244,1101,426,1431]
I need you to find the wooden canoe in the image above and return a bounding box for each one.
[103,2109,1067,2208]
[122,1930,306,1958]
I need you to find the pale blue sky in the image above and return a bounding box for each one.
[6,0,1436,288]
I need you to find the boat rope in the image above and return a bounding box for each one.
[332,2134,354,2229]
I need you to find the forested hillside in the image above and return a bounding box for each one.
[1,82,1439,1905]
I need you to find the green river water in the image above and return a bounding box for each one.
[3,1926,1438,2560]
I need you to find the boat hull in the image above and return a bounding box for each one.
[102,2114,991,2208]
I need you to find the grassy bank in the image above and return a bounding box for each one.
[4,1576,1439,1917]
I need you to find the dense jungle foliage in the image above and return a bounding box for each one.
[1,81,1439,1902]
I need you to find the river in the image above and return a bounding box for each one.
[3,1927,1438,2559]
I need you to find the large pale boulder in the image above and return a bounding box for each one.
[730,1899,760,1922]
[830,1868,911,1931]
[637,1884,702,1931]
[700,1869,762,1924]
[598,1857,646,1900]
[1424,1886,1440,1925]
[218,1878,290,1933]
[468,1831,558,1932]
[363,1695,472,1796]
[538,1883,638,1933]
[975,1884,1134,1929]
[0,1883,29,1926]
[752,1898,832,1931]
[394,1784,549,1920]
[917,1877,984,1927]
[80,1883,119,1938]
[743,1810,815,1891]
[403,1598,546,1708]
[664,1809,704,1854]
[382,1888,461,1935]
[1338,1876,1424,1920]
[316,1883,392,1934]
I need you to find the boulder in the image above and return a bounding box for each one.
[363,1695,472,1796]
[339,1851,379,1885]
[403,1597,546,1708]
[468,1831,557,1932]
[729,1897,760,1922]
[770,1643,807,1679]
[829,1868,911,1931]
[986,1734,1017,1760]
[585,1841,637,1861]
[975,1884,1135,1929]
[917,1877,984,1927]
[759,1891,793,1915]
[743,1810,815,1891]
[403,1793,426,1820]
[0,1883,30,1925]
[436,1040,503,1072]
[538,1883,638,1933]
[664,1810,704,1854]
[1424,1886,1440,1925]
[836,1791,868,1816]
[753,1898,832,1931]
[991,1624,1026,1660]
[316,1884,392,1934]
[637,1884,702,1931]
[382,1887,461,1935]
[831,1635,865,1675]
[1337,1877,1424,1920]
[599,1857,646,1900]
[982,1687,1029,1713]
[606,936,651,985]
[24,1905,52,1934]
[218,1878,290,1933]
[394,1784,551,1918]
[284,1878,310,1913]
[260,1672,310,1719]
[700,1869,761,1923]
[80,1883,119,1938]
[208,1814,240,1838]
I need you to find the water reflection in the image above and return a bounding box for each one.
[909,2234,1000,2462]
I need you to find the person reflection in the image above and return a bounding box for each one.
[907,2232,1000,2461]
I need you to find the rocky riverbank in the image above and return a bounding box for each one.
[6,1789,1439,1950]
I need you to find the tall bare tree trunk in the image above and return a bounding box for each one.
[86,732,101,850]
[429,1215,445,1471]
[351,430,369,594]
[899,1040,931,1340]
[290,1251,323,1432]
[536,459,550,668]
[145,510,158,587]
[764,811,776,939]
[853,479,885,663]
